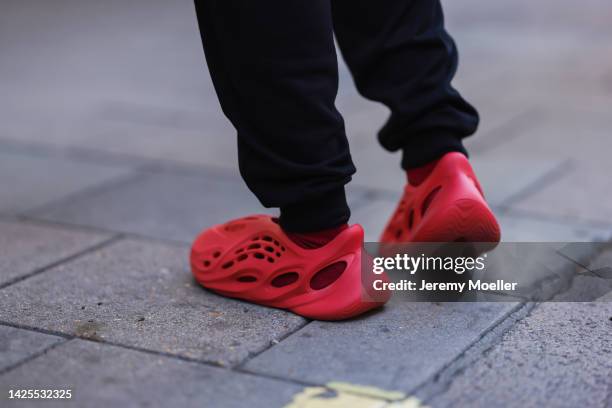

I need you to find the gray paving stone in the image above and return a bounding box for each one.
[243,300,519,391]
[32,168,370,243]
[0,150,135,215]
[0,239,306,367]
[479,243,591,301]
[0,339,301,408]
[60,98,237,170]
[0,326,63,373]
[349,145,405,194]
[342,101,391,150]
[511,162,612,226]
[482,109,612,166]
[0,0,216,162]
[445,10,612,93]
[445,0,612,31]
[0,220,111,287]
[496,213,611,242]
[458,46,612,118]
[464,104,544,155]
[553,274,612,302]
[87,118,237,169]
[561,246,612,297]
[429,302,612,408]
[585,246,612,273]
[470,155,566,207]
[596,291,612,302]
[554,242,610,270]
[30,169,266,243]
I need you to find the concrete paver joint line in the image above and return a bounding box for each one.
[23,169,151,217]
[20,215,196,248]
[499,158,574,210]
[0,321,75,341]
[0,321,324,392]
[0,337,70,376]
[416,302,536,401]
[0,238,309,367]
[418,243,612,400]
[0,234,123,290]
[0,136,249,181]
[233,367,322,389]
[235,320,313,370]
[470,108,544,154]
[428,301,612,407]
[501,207,612,232]
[0,234,123,291]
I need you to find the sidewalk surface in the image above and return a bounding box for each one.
[1,1,612,407]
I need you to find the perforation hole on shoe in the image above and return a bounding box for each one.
[203,260,211,267]
[237,275,257,283]
[310,261,346,290]
[421,186,442,217]
[222,261,234,269]
[262,236,273,242]
[235,248,244,254]
[265,246,274,253]
[254,252,265,260]
[267,257,274,263]
[248,243,261,250]
[271,272,299,288]
[213,251,221,258]
[237,254,248,262]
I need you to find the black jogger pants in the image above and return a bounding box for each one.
[194,0,479,232]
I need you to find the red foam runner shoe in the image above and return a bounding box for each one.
[381,152,501,244]
[191,215,391,320]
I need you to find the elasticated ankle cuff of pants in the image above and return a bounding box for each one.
[279,188,350,233]
[400,132,468,170]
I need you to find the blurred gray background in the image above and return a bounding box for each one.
[1,0,611,242]
[1,1,612,407]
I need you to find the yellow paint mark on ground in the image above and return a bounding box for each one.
[327,382,405,401]
[284,386,386,408]
[284,383,429,408]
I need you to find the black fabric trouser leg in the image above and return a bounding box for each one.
[194,0,354,233]
[332,0,479,169]
[193,0,478,232]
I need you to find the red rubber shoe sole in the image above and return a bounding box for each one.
[191,215,391,320]
[381,152,501,245]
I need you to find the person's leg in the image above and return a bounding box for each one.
[331,0,499,244]
[331,0,478,170]
[190,0,390,320]
[193,0,355,233]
